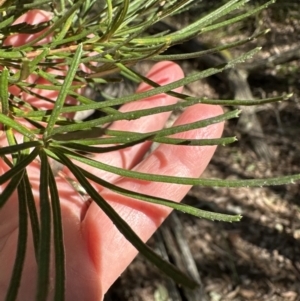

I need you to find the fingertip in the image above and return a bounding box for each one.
[172,103,224,138]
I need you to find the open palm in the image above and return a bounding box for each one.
[0,10,223,301]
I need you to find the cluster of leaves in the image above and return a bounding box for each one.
[0,0,299,300]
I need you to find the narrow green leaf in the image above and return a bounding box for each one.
[128,110,239,137]
[202,0,276,33]
[51,107,238,144]
[0,113,36,140]
[5,179,28,301]
[15,92,291,123]
[49,26,99,47]
[0,15,15,31]
[54,150,198,289]
[22,136,40,263]
[0,67,9,115]
[17,83,81,92]
[0,170,24,209]
[36,68,63,86]
[51,147,300,188]
[43,43,83,139]
[23,171,40,262]
[53,137,236,155]
[36,150,51,301]
[151,136,237,146]
[181,0,247,32]
[157,0,194,21]
[25,94,199,120]
[5,128,18,165]
[105,0,113,27]
[48,165,65,301]
[0,147,40,185]
[105,0,129,39]
[133,0,249,45]
[54,9,76,42]
[197,93,291,106]
[9,59,31,84]
[0,141,42,156]
[52,107,238,142]
[152,30,270,61]
[80,168,242,223]
[28,48,50,74]
[0,50,23,59]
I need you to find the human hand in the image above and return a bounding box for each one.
[0,10,224,301]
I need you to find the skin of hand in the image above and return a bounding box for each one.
[0,10,224,301]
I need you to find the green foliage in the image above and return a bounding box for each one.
[0,0,298,300]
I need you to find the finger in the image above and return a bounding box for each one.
[4,9,53,99]
[61,61,184,184]
[3,9,53,47]
[0,161,103,301]
[4,10,78,117]
[82,104,224,293]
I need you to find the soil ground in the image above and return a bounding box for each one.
[104,1,300,300]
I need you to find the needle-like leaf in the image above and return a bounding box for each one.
[36,150,51,301]
[5,178,28,301]
[43,43,83,139]
[0,147,39,186]
[51,146,300,188]
[23,170,40,261]
[80,167,242,223]
[48,164,65,301]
